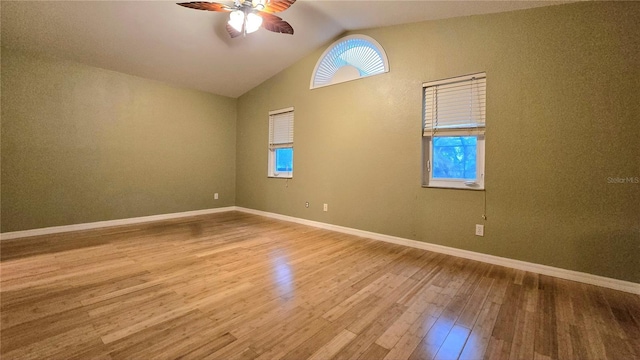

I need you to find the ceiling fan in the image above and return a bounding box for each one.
[177,0,296,38]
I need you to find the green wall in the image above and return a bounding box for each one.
[1,49,237,232]
[236,2,640,283]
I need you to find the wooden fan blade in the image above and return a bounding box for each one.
[177,2,232,12]
[258,12,294,35]
[226,23,242,38]
[262,0,296,14]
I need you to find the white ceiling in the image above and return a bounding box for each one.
[1,1,569,98]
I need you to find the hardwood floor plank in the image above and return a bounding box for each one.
[403,313,452,360]
[253,316,331,360]
[245,306,324,355]
[333,302,406,360]
[307,329,357,360]
[2,324,102,360]
[280,323,346,360]
[358,343,390,360]
[375,285,439,349]
[534,276,559,359]
[0,307,94,355]
[508,307,537,360]
[433,325,471,360]
[458,300,501,360]
[456,276,493,329]
[555,320,574,360]
[108,310,233,359]
[324,273,396,321]
[178,331,237,359]
[347,275,418,335]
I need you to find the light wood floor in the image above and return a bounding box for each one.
[1,211,639,360]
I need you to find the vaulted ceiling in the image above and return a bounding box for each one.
[1,1,568,98]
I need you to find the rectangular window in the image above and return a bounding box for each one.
[422,73,486,190]
[268,108,294,178]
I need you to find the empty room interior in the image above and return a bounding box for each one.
[1,0,639,359]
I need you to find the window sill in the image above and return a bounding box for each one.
[422,185,485,191]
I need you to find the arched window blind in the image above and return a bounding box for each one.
[310,35,389,89]
[423,73,486,136]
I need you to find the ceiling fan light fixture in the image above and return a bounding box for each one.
[245,12,263,33]
[228,10,244,32]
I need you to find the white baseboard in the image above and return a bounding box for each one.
[0,207,237,241]
[235,207,640,295]
[2,205,637,294]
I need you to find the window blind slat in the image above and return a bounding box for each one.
[426,92,486,104]
[423,73,486,136]
[431,105,486,114]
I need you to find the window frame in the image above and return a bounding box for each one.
[268,107,294,179]
[421,73,486,190]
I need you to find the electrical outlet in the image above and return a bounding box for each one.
[214,193,219,200]
[475,224,484,236]
[323,204,328,212]
[305,202,309,208]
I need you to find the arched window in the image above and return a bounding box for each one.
[310,35,389,89]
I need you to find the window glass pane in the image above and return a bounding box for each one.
[432,136,477,180]
[275,148,293,172]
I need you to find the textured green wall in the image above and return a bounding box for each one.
[236,2,640,282]
[1,49,237,232]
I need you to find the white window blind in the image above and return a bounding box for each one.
[269,109,294,148]
[423,73,486,136]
